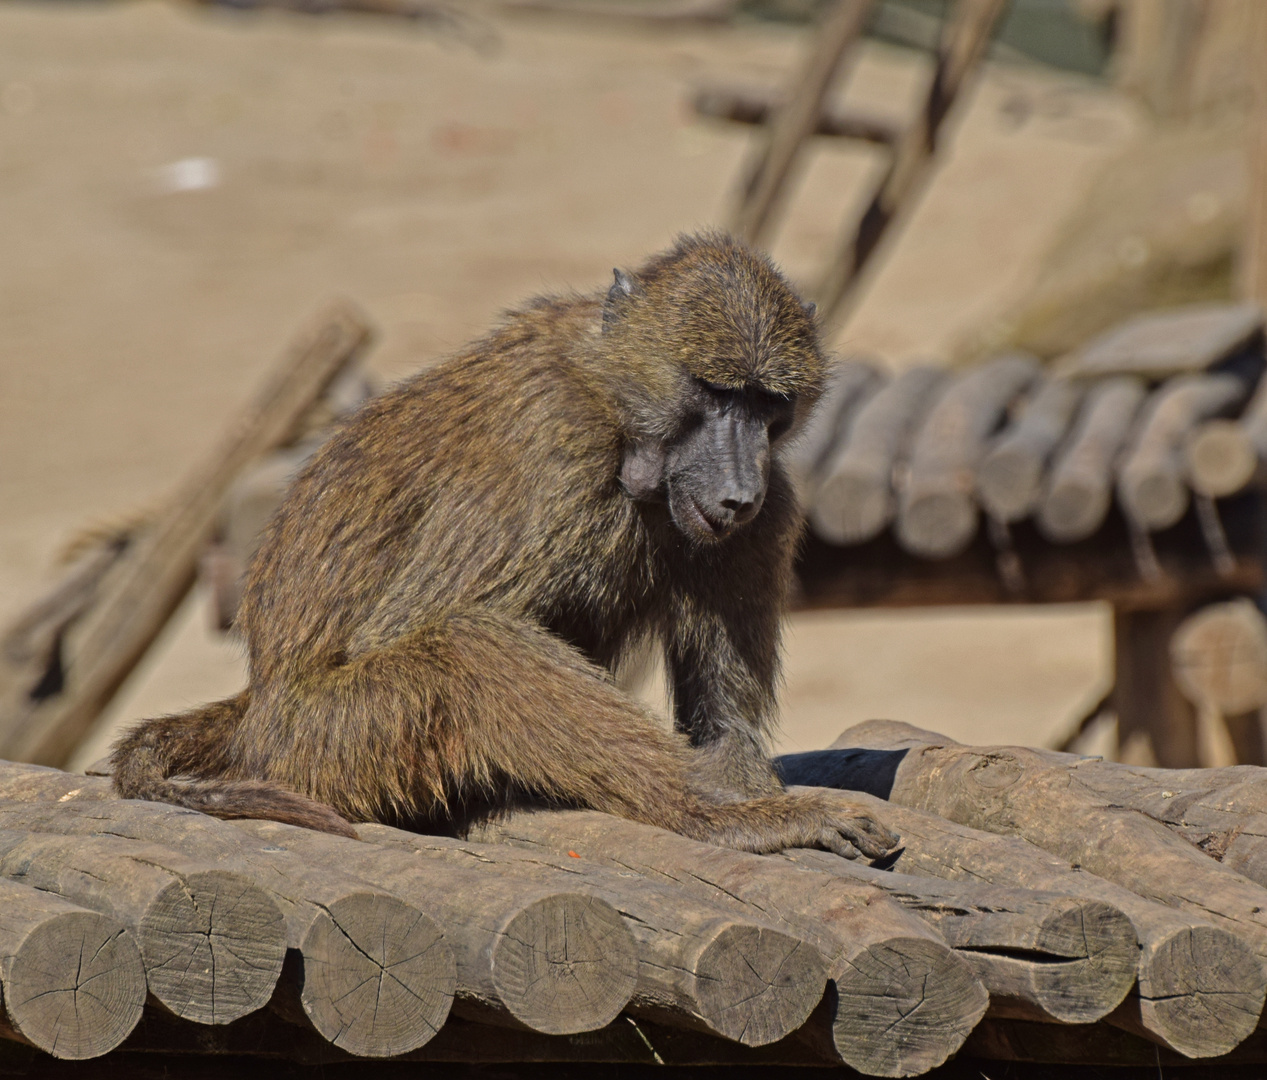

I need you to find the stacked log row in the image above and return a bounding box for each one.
[8,752,1267,1068]
[792,303,1265,560]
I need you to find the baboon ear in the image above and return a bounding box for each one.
[802,301,817,322]
[603,268,643,332]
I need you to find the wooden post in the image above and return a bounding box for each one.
[1114,606,1201,768]
[1241,0,1267,309]
[728,0,877,248]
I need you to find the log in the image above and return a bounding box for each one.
[814,0,1010,328]
[975,375,1084,523]
[692,84,900,147]
[770,766,1266,1058]
[0,784,455,1055]
[1063,302,1264,380]
[465,809,988,1077]
[280,821,829,1048]
[0,828,285,1026]
[1116,373,1248,531]
[1186,368,1267,498]
[729,0,877,247]
[781,850,1136,1025]
[895,353,1039,559]
[0,878,145,1059]
[782,359,882,505]
[808,365,944,545]
[220,822,640,1037]
[1037,375,1147,542]
[793,721,1267,982]
[0,301,373,768]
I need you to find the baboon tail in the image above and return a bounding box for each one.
[110,691,358,839]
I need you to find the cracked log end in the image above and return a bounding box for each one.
[4,911,146,1060]
[829,936,988,1077]
[139,869,286,1025]
[693,923,826,1047]
[492,892,637,1035]
[299,891,455,1058]
[1122,924,1267,1059]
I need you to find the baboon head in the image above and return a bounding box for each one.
[604,233,824,544]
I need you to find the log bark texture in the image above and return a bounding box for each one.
[769,771,1266,1058]
[464,808,988,1077]
[0,878,145,1059]
[782,359,882,504]
[1036,375,1146,542]
[896,353,1039,558]
[809,365,944,545]
[0,301,373,768]
[0,828,285,1026]
[312,821,829,1048]
[975,375,1083,523]
[1116,373,1247,531]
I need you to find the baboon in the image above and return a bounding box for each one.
[111,233,897,858]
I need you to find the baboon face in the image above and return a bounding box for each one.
[621,379,796,544]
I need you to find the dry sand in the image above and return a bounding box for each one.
[0,1,1137,767]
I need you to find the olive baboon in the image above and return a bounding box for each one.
[111,233,897,858]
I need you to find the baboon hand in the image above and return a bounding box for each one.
[800,796,899,860]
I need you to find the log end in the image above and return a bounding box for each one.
[694,923,827,1047]
[896,490,977,560]
[300,891,456,1058]
[830,936,987,1076]
[1185,420,1258,498]
[1037,478,1109,544]
[976,446,1042,523]
[1027,900,1138,1024]
[6,911,146,1060]
[809,469,893,546]
[1118,466,1189,532]
[140,869,287,1025]
[492,892,637,1035]
[1130,924,1267,1058]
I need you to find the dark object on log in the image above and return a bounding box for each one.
[814,0,1011,328]
[301,821,829,1048]
[976,376,1084,523]
[1116,373,1247,531]
[223,820,640,1036]
[783,848,1137,1025]
[771,772,1266,1059]
[0,878,145,1059]
[1063,302,1264,379]
[0,828,285,1025]
[0,302,373,768]
[1037,375,1147,542]
[0,778,461,1053]
[466,807,988,1077]
[729,0,877,248]
[896,353,1039,559]
[692,84,900,147]
[809,365,944,545]
[1187,368,1267,497]
[783,359,882,503]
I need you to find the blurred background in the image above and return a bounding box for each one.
[1,0,1264,773]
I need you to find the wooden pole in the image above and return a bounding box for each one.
[728,0,877,247]
[1241,0,1267,309]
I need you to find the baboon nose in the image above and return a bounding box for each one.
[721,495,757,522]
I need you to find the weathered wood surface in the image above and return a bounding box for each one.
[782,359,881,504]
[1037,375,1147,543]
[0,301,373,768]
[782,848,1136,1025]
[895,353,1039,559]
[809,365,944,545]
[0,770,619,1040]
[1063,302,1264,380]
[729,0,876,247]
[0,878,145,1059]
[282,820,830,1048]
[0,827,285,1026]
[693,84,899,146]
[0,790,453,1057]
[466,808,988,1077]
[1187,370,1267,497]
[1116,373,1247,531]
[770,770,1267,1058]
[976,375,1083,524]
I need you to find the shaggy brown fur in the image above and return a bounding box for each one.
[111,233,897,857]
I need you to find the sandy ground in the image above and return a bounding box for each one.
[0,1,1138,768]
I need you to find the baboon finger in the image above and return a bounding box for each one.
[818,830,863,859]
[840,816,900,858]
